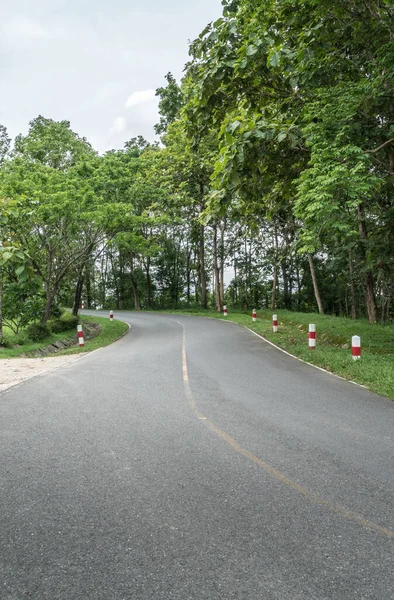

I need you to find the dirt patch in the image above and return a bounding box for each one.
[0,356,81,393]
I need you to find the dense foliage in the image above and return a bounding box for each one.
[1,0,393,330]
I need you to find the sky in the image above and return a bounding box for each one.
[0,0,223,153]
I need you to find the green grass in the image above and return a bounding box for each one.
[0,316,129,359]
[56,315,129,355]
[156,308,394,400]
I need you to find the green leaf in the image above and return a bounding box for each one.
[230,120,241,133]
[246,45,258,57]
[269,51,280,68]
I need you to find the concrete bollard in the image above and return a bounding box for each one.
[77,324,84,347]
[223,305,228,317]
[109,310,114,322]
[81,301,85,310]
[309,324,316,350]
[252,309,257,323]
[272,314,278,333]
[352,335,361,360]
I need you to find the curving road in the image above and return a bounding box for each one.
[1,312,393,599]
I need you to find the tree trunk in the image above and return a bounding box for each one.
[173,240,178,308]
[199,225,207,309]
[357,204,378,323]
[192,248,199,304]
[271,232,278,311]
[42,286,56,324]
[364,271,378,323]
[220,263,225,307]
[72,268,85,316]
[101,253,107,308]
[281,260,290,309]
[186,245,192,305]
[145,257,152,308]
[118,252,125,310]
[109,252,120,310]
[349,252,359,319]
[213,225,222,312]
[130,253,140,311]
[288,249,294,310]
[296,266,301,310]
[271,264,277,311]
[86,263,92,308]
[220,222,225,306]
[234,258,238,305]
[0,271,3,340]
[308,253,324,314]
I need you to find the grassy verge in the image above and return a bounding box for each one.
[0,316,129,359]
[158,308,394,400]
[56,316,129,355]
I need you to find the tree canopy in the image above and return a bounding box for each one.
[1,0,393,327]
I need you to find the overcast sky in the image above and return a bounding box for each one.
[0,0,223,153]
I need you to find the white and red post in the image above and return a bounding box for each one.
[77,324,84,347]
[252,309,257,322]
[352,335,361,360]
[81,300,85,310]
[272,314,278,333]
[309,324,316,350]
[223,305,228,317]
[109,310,114,322]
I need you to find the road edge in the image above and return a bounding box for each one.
[178,313,371,393]
[0,320,131,397]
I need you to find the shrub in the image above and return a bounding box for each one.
[51,304,63,319]
[48,312,79,334]
[48,319,65,334]
[26,323,50,342]
[13,332,29,346]
[0,336,12,348]
[2,284,45,334]
[60,312,79,329]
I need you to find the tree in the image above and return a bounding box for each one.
[0,124,10,164]
[155,73,183,137]
[0,120,108,323]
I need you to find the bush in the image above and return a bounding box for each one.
[2,284,45,334]
[51,304,63,319]
[0,336,12,348]
[13,332,29,346]
[48,319,65,334]
[26,323,50,342]
[60,312,79,329]
[48,312,79,334]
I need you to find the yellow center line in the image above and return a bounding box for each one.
[178,322,394,541]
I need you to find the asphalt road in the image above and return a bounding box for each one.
[1,312,393,599]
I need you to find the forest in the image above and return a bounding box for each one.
[1,0,394,339]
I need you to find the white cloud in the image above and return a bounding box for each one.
[125,89,156,108]
[2,16,50,39]
[0,0,223,154]
[110,117,127,135]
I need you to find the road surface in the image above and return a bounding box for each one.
[1,312,393,599]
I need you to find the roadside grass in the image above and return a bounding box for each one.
[0,316,128,359]
[157,308,394,400]
[57,316,129,355]
[0,324,75,359]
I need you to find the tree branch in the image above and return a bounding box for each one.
[366,137,394,153]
